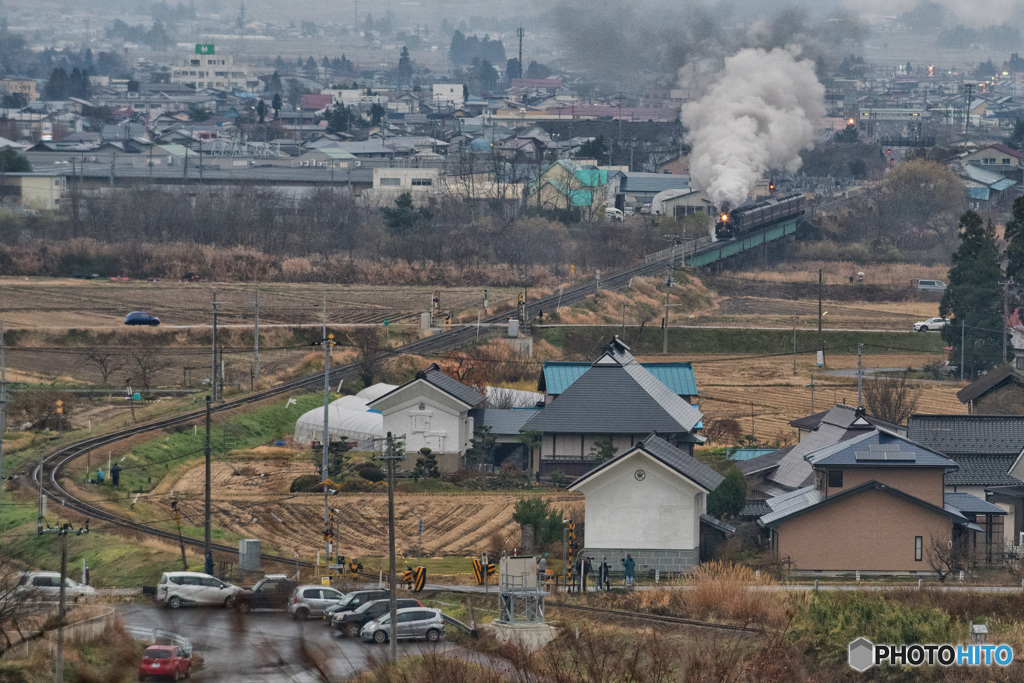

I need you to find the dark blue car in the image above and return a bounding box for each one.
[124,311,160,326]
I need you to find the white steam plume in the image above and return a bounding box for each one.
[681,47,825,209]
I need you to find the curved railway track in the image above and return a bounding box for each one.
[29,244,716,569]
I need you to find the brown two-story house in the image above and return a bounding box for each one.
[759,429,1004,573]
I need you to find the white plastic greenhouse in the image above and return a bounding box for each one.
[355,383,398,401]
[293,399,384,449]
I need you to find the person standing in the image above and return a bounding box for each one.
[621,554,635,586]
[110,462,121,489]
[582,556,592,592]
[537,555,547,586]
[598,555,610,591]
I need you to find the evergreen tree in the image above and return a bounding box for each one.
[43,66,70,100]
[940,211,1006,378]
[398,46,412,84]
[268,71,283,93]
[255,99,266,123]
[505,57,522,81]
[271,92,283,117]
[707,468,746,518]
[0,148,31,173]
[1005,196,1024,282]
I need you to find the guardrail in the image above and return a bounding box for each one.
[126,625,193,656]
[4,607,116,660]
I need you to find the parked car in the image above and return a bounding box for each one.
[156,571,241,609]
[138,644,191,681]
[235,575,298,613]
[287,584,346,620]
[639,203,651,215]
[124,311,161,326]
[361,607,446,644]
[322,589,389,624]
[15,571,97,601]
[604,207,624,221]
[916,280,947,292]
[914,317,949,332]
[332,597,423,637]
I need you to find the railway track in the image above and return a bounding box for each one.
[28,237,743,570]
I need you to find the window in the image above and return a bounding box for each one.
[380,177,401,186]
[827,470,843,488]
[303,588,321,598]
[1004,158,1012,164]
[915,536,923,561]
[411,177,433,186]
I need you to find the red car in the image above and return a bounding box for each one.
[138,644,191,681]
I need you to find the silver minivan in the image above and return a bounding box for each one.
[288,584,346,620]
[157,571,241,609]
[360,607,445,643]
[917,279,946,292]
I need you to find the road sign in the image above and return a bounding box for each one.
[174,512,182,526]
[56,400,63,406]
[384,318,389,327]
[195,44,215,55]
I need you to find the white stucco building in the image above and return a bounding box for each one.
[170,44,258,91]
[569,434,726,574]
[367,364,486,472]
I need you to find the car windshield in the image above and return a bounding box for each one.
[353,601,374,614]
[145,649,172,659]
[337,594,357,608]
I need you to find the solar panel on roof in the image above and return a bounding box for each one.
[854,451,916,461]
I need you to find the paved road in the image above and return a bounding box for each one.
[119,604,455,682]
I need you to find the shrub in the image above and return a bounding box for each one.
[356,463,385,482]
[790,591,951,667]
[289,474,322,493]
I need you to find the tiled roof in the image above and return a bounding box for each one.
[569,433,723,492]
[540,361,698,396]
[944,492,1008,516]
[810,430,957,469]
[944,454,1022,487]
[737,447,791,475]
[469,408,541,436]
[956,366,1024,403]
[524,338,701,435]
[768,408,873,489]
[789,404,900,432]
[418,364,487,407]
[699,514,736,534]
[759,481,966,528]
[908,415,1024,456]
[738,499,772,518]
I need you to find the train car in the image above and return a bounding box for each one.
[715,193,805,240]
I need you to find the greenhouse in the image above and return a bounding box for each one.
[293,399,383,449]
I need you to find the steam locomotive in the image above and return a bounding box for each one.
[714,193,806,240]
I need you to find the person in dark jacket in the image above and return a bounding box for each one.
[621,554,635,586]
[110,463,121,489]
[598,555,611,591]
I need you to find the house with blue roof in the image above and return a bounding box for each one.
[522,337,704,477]
[538,360,698,403]
[529,159,608,219]
[759,429,1006,573]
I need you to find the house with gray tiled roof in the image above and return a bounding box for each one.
[522,337,704,477]
[758,429,1006,572]
[569,434,729,574]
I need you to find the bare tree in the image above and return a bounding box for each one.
[0,550,46,657]
[84,350,125,386]
[927,533,971,582]
[702,416,743,446]
[863,372,921,425]
[346,327,385,387]
[127,349,171,390]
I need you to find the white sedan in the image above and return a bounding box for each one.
[914,318,948,332]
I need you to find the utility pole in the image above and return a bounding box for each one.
[381,433,403,663]
[663,285,670,355]
[792,316,797,376]
[204,395,213,575]
[56,526,68,683]
[253,287,260,389]
[321,295,332,562]
[961,318,966,383]
[810,373,815,413]
[964,83,974,132]
[857,343,863,408]
[211,293,218,402]
[1002,281,1010,365]
[517,27,524,77]
[817,269,824,367]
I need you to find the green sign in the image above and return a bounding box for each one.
[383,319,389,327]
[195,44,215,55]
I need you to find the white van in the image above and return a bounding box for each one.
[157,571,241,609]
[916,279,946,292]
[15,571,97,601]
[604,207,624,221]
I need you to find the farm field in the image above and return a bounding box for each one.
[0,278,518,329]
